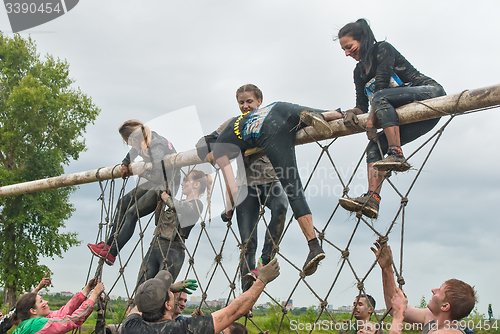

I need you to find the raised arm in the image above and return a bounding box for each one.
[387,288,407,334]
[211,258,279,333]
[32,271,52,293]
[216,155,239,216]
[371,237,432,325]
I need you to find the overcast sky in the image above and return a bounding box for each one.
[1,0,499,317]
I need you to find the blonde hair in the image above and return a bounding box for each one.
[188,169,213,222]
[118,119,152,157]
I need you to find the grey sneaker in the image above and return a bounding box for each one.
[373,154,410,172]
[338,192,380,219]
[303,245,325,276]
[300,110,333,137]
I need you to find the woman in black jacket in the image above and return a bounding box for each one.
[337,18,445,219]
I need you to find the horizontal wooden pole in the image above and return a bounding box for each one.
[1,84,499,198]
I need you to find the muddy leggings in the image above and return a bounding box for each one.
[236,181,287,291]
[107,183,158,257]
[367,85,446,163]
[137,239,185,286]
[256,102,327,219]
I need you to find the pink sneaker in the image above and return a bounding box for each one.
[87,242,115,265]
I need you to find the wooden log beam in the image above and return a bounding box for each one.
[1,84,499,198]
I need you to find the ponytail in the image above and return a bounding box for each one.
[188,170,214,222]
[11,292,37,326]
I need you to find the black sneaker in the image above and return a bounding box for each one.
[300,110,333,137]
[338,192,380,219]
[303,246,325,276]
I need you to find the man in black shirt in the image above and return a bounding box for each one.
[122,258,280,334]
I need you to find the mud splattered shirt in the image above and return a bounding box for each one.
[122,313,214,334]
[353,41,440,113]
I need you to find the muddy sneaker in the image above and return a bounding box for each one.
[373,147,410,172]
[338,192,380,219]
[245,268,258,282]
[299,110,333,137]
[373,155,410,172]
[303,246,325,276]
[87,242,116,266]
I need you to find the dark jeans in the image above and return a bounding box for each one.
[107,183,159,257]
[236,182,287,291]
[137,239,185,286]
[367,85,446,163]
[257,102,326,218]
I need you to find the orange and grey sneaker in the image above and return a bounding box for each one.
[338,191,381,219]
[373,146,410,172]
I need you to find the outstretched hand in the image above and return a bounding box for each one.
[370,236,393,269]
[170,279,198,294]
[191,308,204,317]
[257,258,280,285]
[82,277,100,296]
[33,271,52,293]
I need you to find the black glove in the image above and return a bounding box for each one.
[221,210,232,222]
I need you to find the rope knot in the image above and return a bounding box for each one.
[397,276,406,286]
[215,254,222,263]
[357,282,364,291]
[281,306,288,314]
[401,197,408,206]
[200,222,206,228]
[320,300,328,309]
[259,209,265,217]
[189,257,194,265]
[380,236,389,244]
[226,221,232,228]
[229,283,236,290]
[343,187,350,197]
[318,232,325,241]
[202,293,207,301]
[341,250,350,259]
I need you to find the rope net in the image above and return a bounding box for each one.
[85,105,494,334]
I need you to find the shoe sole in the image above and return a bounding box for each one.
[338,198,378,219]
[245,272,257,282]
[301,111,333,137]
[87,244,114,265]
[303,252,325,276]
[372,161,410,172]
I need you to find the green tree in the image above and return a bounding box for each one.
[0,32,100,307]
[418,295,427,308]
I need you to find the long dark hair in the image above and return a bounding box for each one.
[11,292,38,325]
[338,18,377,74]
